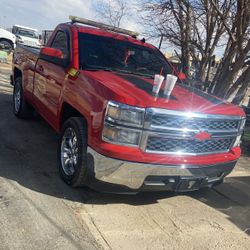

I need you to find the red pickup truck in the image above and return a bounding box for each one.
[12,16,246,193]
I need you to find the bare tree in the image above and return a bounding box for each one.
[191,0,233,82]
[210,0,250,99]
[95,0,129,28]
[139,0,231,80]
[140,0,195,77]
[232,66,250,104]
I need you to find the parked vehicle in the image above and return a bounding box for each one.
[11,16,246,193]
[0,28,16,51]
[41,30,53,46]
[12,24,41,48]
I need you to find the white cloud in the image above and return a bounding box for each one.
[0,0,143,31]
[0,0,96,31]
[0,0,163,50]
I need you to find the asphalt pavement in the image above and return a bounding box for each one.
[0,62,250,250]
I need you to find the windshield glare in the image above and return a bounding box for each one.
[18,29,38,39]
[78,33,171,77]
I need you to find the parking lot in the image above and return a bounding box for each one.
[0,61,250,250]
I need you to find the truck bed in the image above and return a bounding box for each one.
[15,44,40,61]
[12,44,40,86]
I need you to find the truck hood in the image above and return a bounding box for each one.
[0,28,16,43]
[82,70,244,116]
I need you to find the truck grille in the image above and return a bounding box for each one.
[152,115,240,131]
[146,136,234,154]
[142,108,242,155]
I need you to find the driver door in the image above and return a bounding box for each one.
[33,30,70,127]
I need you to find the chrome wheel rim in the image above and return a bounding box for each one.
[61,128,79,176]
[14,85,21,113]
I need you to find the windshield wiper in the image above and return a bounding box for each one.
[82,66,114,72]
[113,69,154,79]
[82,67,154,79]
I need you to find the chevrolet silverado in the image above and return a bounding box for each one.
[11,16,246,193]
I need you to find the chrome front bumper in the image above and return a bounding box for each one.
[86,147,237,191]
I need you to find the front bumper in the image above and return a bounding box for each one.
[86,147,237,192]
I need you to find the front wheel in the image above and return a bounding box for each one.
[0,39,13,52]
[58,117,89,187]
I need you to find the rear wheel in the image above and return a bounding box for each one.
[58,117,89,187]
[13,77,33,119]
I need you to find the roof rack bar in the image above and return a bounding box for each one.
[69,15,139,37]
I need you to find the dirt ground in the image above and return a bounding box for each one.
[0,60,250,250]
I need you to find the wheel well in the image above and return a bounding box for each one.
[60,103,87,129]
[13,68,22,81]
[0,38,14,48]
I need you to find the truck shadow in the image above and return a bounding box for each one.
[190,177,250,235]
[84,177,250,236]
[0,91,249,236]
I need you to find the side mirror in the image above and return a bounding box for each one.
[40,47,68,67]
[40,47,63,59]
[178,71,186,81]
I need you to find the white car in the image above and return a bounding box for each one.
[12,25,41,48]
[0,28,16,50]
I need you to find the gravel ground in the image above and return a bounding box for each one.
[0,61,250,250]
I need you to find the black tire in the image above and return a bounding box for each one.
[0,39,13,52]
[13,77,33,119]
[58,117,89,187]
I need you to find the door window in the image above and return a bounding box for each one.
[51,31,69,59]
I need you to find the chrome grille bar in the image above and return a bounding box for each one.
[141,108,242,156]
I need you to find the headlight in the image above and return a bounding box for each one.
[240,117,246,131]
[16,35,23,43]
[102,123,141,146]
[102,101,145,146]
[105,101,145,127]
[233,134,242,147]
[233,117,245,147]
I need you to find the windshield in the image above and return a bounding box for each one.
[18,29,38,39]
[78,33,171,78]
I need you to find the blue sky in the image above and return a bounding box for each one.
[0,0,224,56]
[1,0,99,31]
[0,0,169,49]
[0,0,142,32]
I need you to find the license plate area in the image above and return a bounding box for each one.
[176,177,204,192]
[143,174,224,192]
